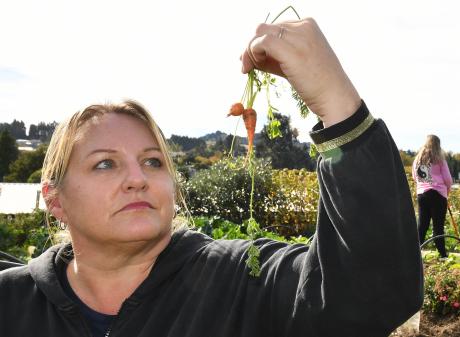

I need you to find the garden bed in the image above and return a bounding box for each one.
[393,312,460,337]
[417,312,460,337]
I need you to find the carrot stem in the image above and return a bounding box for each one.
[228,117,241,158]
[248,152,255,219]
[270,5,301,23]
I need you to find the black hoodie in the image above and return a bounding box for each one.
[0,102,423,337]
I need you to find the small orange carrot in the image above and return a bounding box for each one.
[243,108,257,154]
[227,102,244,117]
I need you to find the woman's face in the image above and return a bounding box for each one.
[52,113,175,246]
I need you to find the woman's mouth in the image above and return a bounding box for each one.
[120,201,153,212]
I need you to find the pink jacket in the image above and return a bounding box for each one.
[412,160,453,198]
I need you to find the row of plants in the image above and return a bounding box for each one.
[191,215,310,244]
[0,210,310,263]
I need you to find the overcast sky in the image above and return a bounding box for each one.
[1,0,459,152]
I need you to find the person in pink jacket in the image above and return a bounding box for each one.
[412,135,453,258]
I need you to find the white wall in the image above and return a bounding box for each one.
[0,183,46,214]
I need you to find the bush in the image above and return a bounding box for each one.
[183,156,274,226]
[423,256,460,315]
[27,169,42,183]
[0,210,56,262]
[183,157,319,236]
[261,169,318,236]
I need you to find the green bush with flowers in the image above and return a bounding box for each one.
[423,254,460,315]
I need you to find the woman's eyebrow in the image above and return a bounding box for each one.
[144,147,162,153]
[86,147,161,158]
[86,149,117,157]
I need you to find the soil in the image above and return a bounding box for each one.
[393,312,460,337]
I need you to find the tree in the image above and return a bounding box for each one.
[255,113,315,170]
[3,144,48,182]
[446,152,460,181]
[9,120,27,139]
[28,124,39,139]
[0,130,19,181]
[0,120,26,139]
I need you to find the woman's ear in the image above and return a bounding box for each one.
[42,183,67,222]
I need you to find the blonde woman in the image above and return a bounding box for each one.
[412,135,453,258]
[0,19,423,337]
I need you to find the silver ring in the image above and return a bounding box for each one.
[278,27,285,40]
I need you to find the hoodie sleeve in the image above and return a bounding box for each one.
[286,101,424,336]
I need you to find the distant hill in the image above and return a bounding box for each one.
[168,130,310,152]
[200,131,228,142]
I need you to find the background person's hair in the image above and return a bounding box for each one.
[414,134,445,166]
[41,100,189,235]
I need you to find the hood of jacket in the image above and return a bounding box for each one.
[27,229,213,309]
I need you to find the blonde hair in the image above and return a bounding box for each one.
[41,100,189,233]
[414,134,445,166]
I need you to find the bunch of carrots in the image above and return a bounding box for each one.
[226,69,265,277]
[227,102,257,159]
[226,6,308,277]
[226,68,263,163]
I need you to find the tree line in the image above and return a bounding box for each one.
[0,120,57,141]
[1,115,459,183]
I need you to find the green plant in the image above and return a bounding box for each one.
[0,210,57,262]
[192,215,309,245]
[183,156,273,226]
[262,169,318,236]
[423,257,460,315]
[184,161,320,236]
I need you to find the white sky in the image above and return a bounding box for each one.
[0,0,459,153]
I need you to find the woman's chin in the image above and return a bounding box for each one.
[116,220,171,243]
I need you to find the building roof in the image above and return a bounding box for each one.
[0,183,46,214]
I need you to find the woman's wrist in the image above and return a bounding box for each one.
[313,84,361,128]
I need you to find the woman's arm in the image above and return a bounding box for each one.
[441,160,453,194]
[302,103,423,336]
[241,18,424,336]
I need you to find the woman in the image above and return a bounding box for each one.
[0,19,423,337]
[412,135,453,258]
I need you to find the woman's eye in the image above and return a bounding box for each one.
[94,159,114,170]
[144,158,162,168]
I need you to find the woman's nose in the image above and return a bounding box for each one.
[122,162,148,192]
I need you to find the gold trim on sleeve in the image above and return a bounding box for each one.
[315,114,375,153]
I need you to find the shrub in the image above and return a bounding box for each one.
[261,169,318,236]
[27,169,42,183]
[0,210,55,261]
[183,156,274,226]
[423,256,460,315]
[183,157,319,236]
